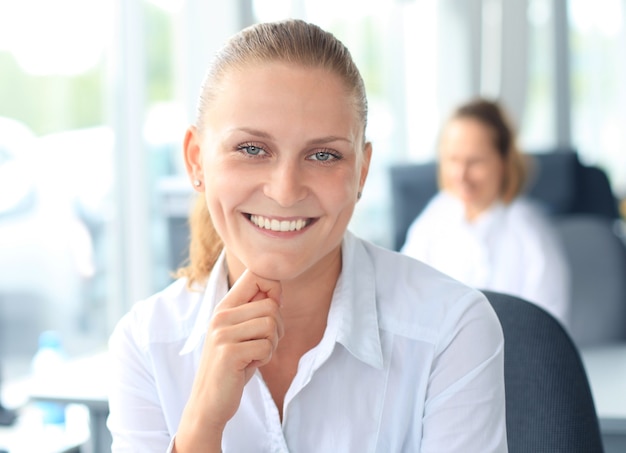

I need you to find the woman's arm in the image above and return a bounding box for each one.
[108,270,283,452]
[173,270,283,452]
[420,292,508,453]
[107,312,173,451]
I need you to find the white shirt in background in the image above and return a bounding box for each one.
[401,192,570,327]
[107,231,507,453]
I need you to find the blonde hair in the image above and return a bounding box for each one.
[176,19,368,286]
[438,97,528,203]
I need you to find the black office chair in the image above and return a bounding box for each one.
[482,290,604,453]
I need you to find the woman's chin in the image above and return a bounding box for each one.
[244,261,301,283]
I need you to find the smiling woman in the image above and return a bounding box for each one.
[401,98,571,327]
[184,61,367,284]
[107,20,507,453]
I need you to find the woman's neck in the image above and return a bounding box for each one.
[464,198,501,223]
[258,252,341,420]
[279,251,340,344]
[464,205,484,222]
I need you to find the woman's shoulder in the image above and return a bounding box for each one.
[506,196,550,220]
[110,277,206,350]
[504,197,558,237]
[361,239,499,344]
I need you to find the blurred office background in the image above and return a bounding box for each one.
[0,0,625,380]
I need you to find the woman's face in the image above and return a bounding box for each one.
[185,62,371,282]
[439,118,505,217]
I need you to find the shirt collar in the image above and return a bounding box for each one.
[471,200,506,236]
[179,232,384,370]
[331,231,384,369]
[179,252,229,355]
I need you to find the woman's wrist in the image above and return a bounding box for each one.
[174,405,225,453]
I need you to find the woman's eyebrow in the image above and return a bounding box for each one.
[307,135,353,146]
[233,127,353,146]
[233,127,273,139]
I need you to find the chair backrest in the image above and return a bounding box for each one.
[554,215,626,347]
[528,151,619,218]
[388,162,438,250]
[482,290,604,453]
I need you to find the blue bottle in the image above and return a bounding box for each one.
[31,331,67,425]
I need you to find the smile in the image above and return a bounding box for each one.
[248,214,313,232]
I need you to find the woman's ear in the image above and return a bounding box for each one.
[358,141,373,193]
[183,126,204,191]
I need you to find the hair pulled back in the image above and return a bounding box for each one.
[441,97,528,203]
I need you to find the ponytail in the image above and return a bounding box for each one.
[175,195,223,287]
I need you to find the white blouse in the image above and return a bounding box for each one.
[401,192,570,326]
[107,231,507,452]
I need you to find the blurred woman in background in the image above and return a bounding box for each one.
[402,98,570,326]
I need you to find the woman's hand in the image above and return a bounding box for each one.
[174,269,283,452]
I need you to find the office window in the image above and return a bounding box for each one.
[569,0,626,196]
[0,0,115,378]
[522,0,557,150]
[0,0,188,379]
[523,0,626,199]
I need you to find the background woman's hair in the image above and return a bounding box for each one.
[440,97,529,203]
[176,19,368,286]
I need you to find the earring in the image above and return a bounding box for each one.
[193,179,202,188]
[357,191,362,200]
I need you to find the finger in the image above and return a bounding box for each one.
[228,317,282,350]
[228,339,276,373]
[219,269,282,309]
[213,298,284,337]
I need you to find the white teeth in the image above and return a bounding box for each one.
[250,215,309,232]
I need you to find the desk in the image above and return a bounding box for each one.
[581,344,626,453]
[0,404,89,453]
[28,352,111,453]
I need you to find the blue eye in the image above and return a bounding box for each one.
[244,145,262,155]
[315,152,331,161]
[237,144,267,156]
[310,151,340,162]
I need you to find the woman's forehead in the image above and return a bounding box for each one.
[203,63,361,135]
[216,61,347,94]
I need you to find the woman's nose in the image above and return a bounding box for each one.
[448,161,469,183]
[263,160,308,207]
